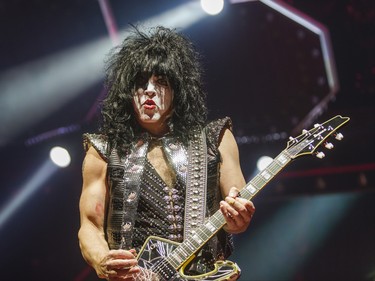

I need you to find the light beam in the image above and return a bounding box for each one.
[0,1,206,146]
[0,160,59,230]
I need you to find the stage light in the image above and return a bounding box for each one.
[0,38,111,146]
[257,155,273,171]
[0,160,58,230]
[201,0,224,15]
[50,146,71,168]
[0,1,206,147]
[137,1,205,31]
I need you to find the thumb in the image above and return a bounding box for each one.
[228,187,240,198]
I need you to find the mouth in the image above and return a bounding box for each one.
[143,99,156,110]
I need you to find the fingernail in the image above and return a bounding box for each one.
[229,191,239,198]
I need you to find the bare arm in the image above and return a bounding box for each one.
[78,146,139,280]
[218,129,246,197]
[218,129,255,234]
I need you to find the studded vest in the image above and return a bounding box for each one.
[83,117,234,264]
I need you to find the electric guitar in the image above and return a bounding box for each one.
[135,115,350,281]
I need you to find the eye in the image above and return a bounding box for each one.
[135,74,148,89]
[156,76,169,87]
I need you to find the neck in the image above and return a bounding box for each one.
[138,120,170,138]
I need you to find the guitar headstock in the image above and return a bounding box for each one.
[286,115,350,159]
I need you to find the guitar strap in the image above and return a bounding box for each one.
[162,128,207,239]
[107,135,150,250]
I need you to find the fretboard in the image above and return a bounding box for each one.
[165,150,293,269]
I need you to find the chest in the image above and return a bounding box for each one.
[147,144,176,188]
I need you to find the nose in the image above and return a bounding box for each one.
[145,80,156,96]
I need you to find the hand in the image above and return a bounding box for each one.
[220,187,255,234]
[96,249,141,281]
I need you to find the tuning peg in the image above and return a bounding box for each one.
[289,136,297,143]
[302,129,308,134]
[316,151,325,159]
[335,132,344,141]
[314,123,322,128]
[324,142,334,149]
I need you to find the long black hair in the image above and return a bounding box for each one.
[100,26,207,154]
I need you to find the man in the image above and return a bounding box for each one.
[78,26,255,281]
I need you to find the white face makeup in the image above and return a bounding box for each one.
[132,74,173,125]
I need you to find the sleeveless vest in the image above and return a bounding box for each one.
[83,117,234,263]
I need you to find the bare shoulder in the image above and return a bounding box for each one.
[82,146,107,180]
[218,128,238,155]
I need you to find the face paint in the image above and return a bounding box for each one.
[132,74,173,124]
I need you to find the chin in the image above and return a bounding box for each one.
[140,113,161,122]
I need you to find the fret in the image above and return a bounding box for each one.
[202,228,211,238]
[205,221,216,232]
[187,233,201,247]
[196,227,210,240]
[240,188,253,201]
[211,212,225,226]
[268,161,282,173]
[180,243,194,259]
[251,174,267,188]
[165,256,178,268]
[183,239,196,251]
[275,151,291,166]
[191,233,203,244]
[173,253,183,264]
[178,245,189,257]
[245,183,257,195]
[260,169,272,180]
[253,171,273,187]
[167,250,181,268]
[240,188,251,199]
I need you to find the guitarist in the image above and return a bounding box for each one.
[78,26,255,281]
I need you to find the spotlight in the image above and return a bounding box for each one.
[49,146,71,168]
[201,0,224,15]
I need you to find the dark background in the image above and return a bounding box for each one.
[0,1,373,280]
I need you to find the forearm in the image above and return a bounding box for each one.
[78,223,109,276]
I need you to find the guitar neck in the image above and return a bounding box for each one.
[166,149,293,269]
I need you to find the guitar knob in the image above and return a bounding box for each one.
[314,123,321,128]
[324,142,334,149]
[335,132,344,140]
[316,151,325,159]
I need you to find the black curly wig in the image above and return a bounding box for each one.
[100,26,207,154]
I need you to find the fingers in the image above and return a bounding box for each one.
[220,199,245,226]
[220,187,255,234]
[236,197,255,214]
[100,249,140,280]
[107,266,140,279]
[107,249,137,259]
[106,258,138,270]
[225,187,255,214]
